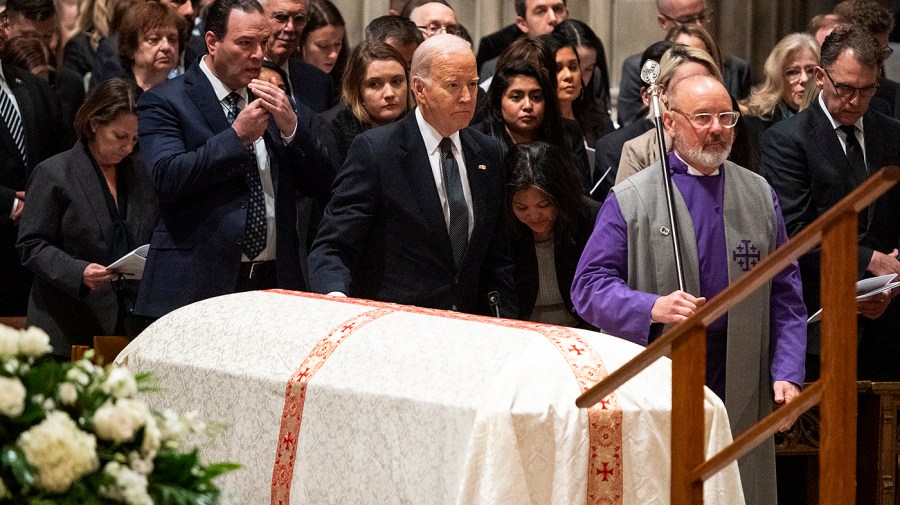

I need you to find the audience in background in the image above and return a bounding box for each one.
[617,0,751,126]
[301,0,346,90]
[364,14,422,66]
[16,78,155,358]
[740,33,819,168]
[554,18,611,121]
[3,35,84,123]
[117,1,187,92]
[260,0,335,113]
[61,0,116,78]
[403,0,454,39]
[553,19,614,146]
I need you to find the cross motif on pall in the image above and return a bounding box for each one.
[597,461,614,481]
[598,398,611,410]
[282,431,295,451]
[568,344,585,355]
[297,367,312,380]
[732,239,761,272]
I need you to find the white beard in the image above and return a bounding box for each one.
[673,135,732,170]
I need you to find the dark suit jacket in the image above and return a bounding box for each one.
[870,75,900,121]
[592,117,654,201]
[476,24,521,70]
[0,64,72,315]
[134,63,334,318]
[308,112,518,317]
[760,104,900,377]
[62,32,95,77]
[617,52,752,126]
[312,102,366,172]
[16,142,156,356]
[511,196,599,326]
[287,58,336,114]
[89,35,126,88]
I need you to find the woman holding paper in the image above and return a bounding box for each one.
[16,78,156,359]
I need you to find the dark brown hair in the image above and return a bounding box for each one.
[118,1,188,70]
[74,78,140,140]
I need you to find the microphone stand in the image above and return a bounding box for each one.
[642,60,686,291]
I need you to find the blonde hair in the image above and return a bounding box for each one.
[740,33,819,118]
[657,44,722,91]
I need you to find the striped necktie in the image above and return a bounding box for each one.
[0,74,27,167]
[439,137,468,268]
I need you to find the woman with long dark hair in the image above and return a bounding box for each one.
[505,142,599,327]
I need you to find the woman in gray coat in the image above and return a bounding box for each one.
[17,78,156,358]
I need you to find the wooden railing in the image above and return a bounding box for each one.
[576,167,900,504]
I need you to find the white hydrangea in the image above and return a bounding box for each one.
[100,461,153,505]
[17,411,99,493]
[93,399,150,442]
[18,327,52,357]
[128,450,154,476]
[141,414,161,458]
[65,367,90,387]
[101,367,137,399]
[157,409,205,449]
[0,376,26,417]
[0,325,19,358]
[58,382,78,406]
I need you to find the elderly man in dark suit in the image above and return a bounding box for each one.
[259,0,335,113]
[762,25,900,381]
[309,34,517,317]
[0,59,72,315]
[134,0,333,319]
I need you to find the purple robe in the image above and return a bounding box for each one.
[571,152,807,398]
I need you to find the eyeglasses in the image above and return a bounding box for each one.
[270,12,308,27]
[669,109,740,129]
[783,65,816,83]
[822,67,879,99]
[416,22,456,37]
[659,8,713,26]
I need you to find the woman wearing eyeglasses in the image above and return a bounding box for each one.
[740,33,820,168]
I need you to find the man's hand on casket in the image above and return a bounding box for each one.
[773,381,801,432]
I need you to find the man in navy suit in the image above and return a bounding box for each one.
[762,25,900,380]
[134,0,333,319]
[309,34,518,317]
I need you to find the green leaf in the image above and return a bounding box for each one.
[0,445,37,490]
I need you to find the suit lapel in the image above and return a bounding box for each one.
[461,129,488,260]
[810,105,857,192]
[73,142,113,247]
[399,114,455,265]
[184,65,230,134]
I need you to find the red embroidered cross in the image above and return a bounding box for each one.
[281,431,295,451]
[568,344,585,355]
[598,398,611,410]
[297,367,312,380]
[597,461,614,481]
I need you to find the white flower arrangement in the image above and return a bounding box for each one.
[0,324,238,503]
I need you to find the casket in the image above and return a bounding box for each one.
[115,290,744,504]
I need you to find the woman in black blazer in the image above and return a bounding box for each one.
[505,142,599,328]
[312,41,410,171]
[17,78,157,358]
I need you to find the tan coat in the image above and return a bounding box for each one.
[615,128,672,184]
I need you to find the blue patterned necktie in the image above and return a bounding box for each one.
[439,138,468,268]
[0,74,27,167]
[224,92,267,260]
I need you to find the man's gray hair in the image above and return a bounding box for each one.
[410,33,472,84]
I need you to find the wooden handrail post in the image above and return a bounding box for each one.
[671,323,706,505]
[819,213,858,503]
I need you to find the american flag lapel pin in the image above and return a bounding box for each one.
[478,164,487,170]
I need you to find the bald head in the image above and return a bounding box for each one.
[664,75,736,173]
[410,32,472,82]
